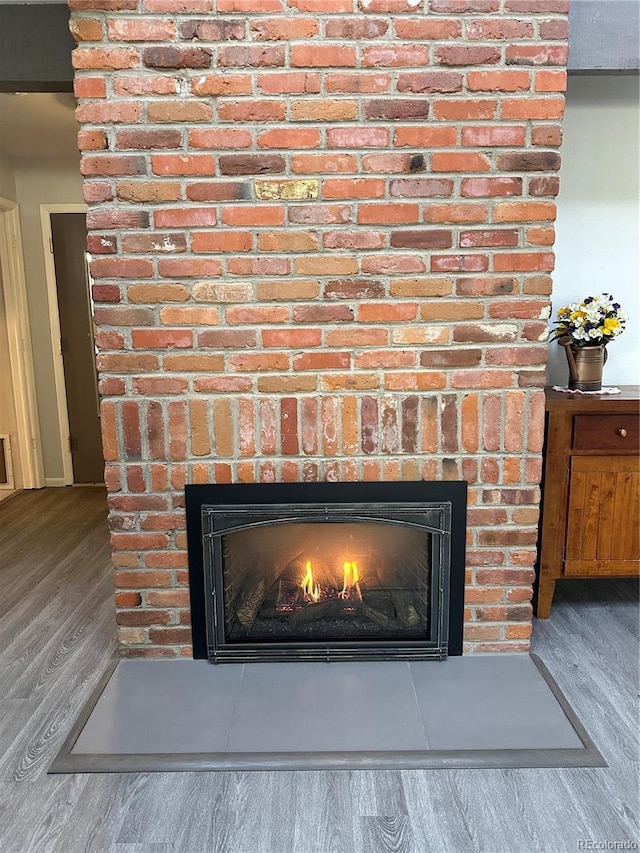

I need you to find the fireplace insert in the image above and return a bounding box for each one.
[186,482,466,663]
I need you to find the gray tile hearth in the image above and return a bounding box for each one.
[228,661,427,753]
[51,653,599,773]
[410,656,584,751]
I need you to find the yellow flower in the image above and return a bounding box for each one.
[603,318,620,335]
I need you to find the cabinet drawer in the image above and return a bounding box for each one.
[573,414,639,451]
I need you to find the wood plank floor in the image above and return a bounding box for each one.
[0,487,638,853]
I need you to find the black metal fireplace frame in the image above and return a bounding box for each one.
[186,481,467,661]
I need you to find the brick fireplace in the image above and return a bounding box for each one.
[69,0,568,658]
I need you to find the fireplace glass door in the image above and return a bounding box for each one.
[201,502,453,663]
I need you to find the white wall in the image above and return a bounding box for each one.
[549,75,640,387]
[13,156,84,481]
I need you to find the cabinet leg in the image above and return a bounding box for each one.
[535,578,556,619]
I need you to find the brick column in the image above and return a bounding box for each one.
[70,0,569,657]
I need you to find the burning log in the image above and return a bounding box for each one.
[236,577,267,628]
[275,578,302,612]
[390,589,420,628]
[361,602,391,628]
[362,590,394,614]
[367,551,424,629]
[292,598,360,624]
[232,547,308,628]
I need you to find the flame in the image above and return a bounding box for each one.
[340,561,359,598]
[300,560,320,602]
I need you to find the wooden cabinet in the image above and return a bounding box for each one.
[535,387,640,618]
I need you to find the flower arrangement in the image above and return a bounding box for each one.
[552,293,626,348]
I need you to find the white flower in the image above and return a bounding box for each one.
[553,293,626,347]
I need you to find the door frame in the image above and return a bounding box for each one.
[0,196,44,488]
[40,203,89,486]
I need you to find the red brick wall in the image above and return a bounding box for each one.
[70,0,568,657]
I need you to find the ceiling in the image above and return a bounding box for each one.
[0,92,80,158]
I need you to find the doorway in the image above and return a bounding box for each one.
[46,211,104,484]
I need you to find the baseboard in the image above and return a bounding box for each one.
[45,477,67,487]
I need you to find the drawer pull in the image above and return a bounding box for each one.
[617,428,628,438]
